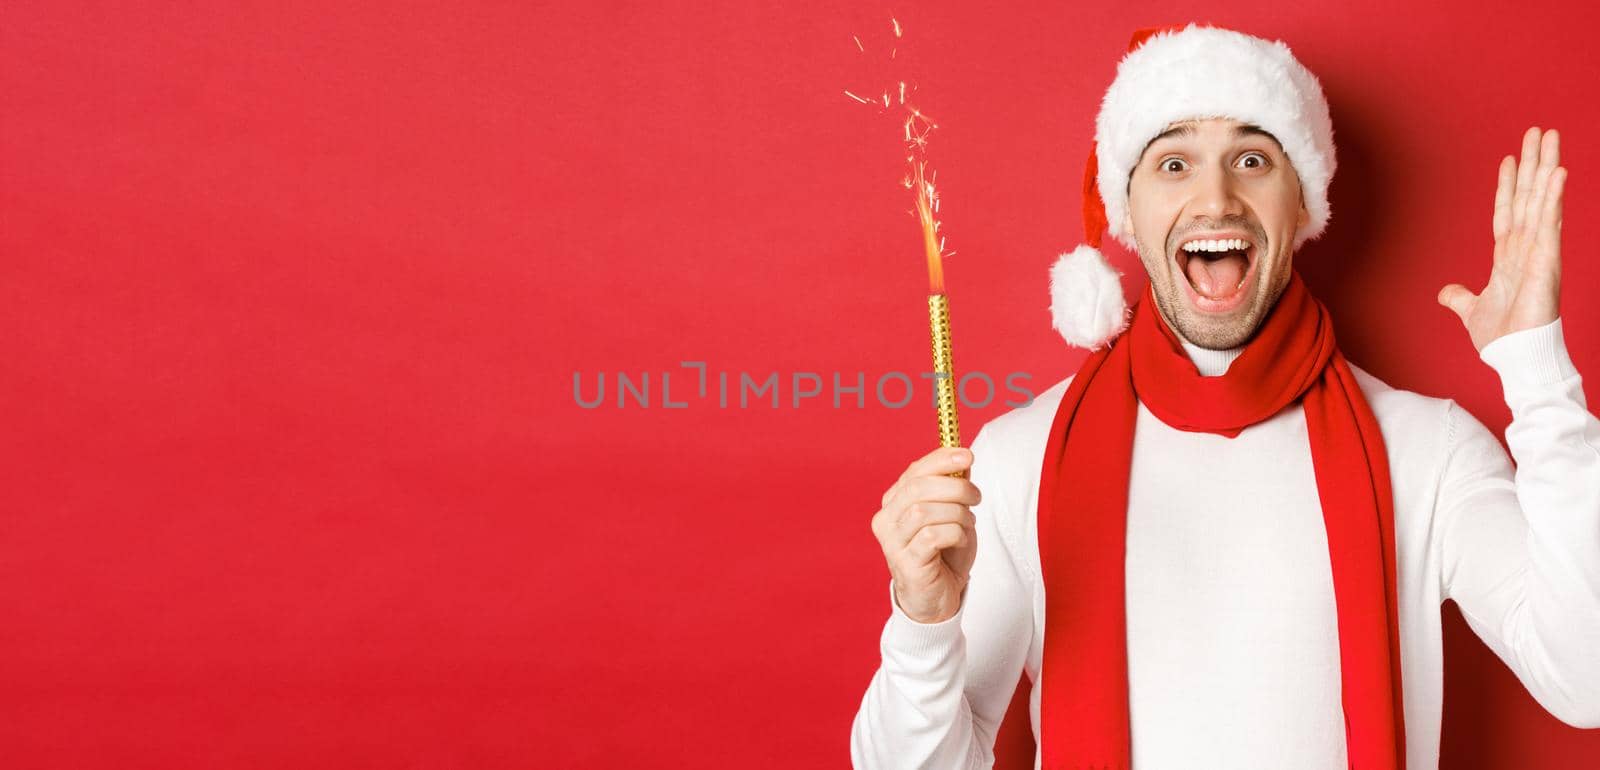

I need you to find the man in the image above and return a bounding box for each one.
[850,23,1600,770]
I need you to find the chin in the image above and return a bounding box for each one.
[1161,267,1271,350]
[1176,311,1262,350]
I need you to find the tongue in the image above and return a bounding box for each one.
[1186,252,1247,298]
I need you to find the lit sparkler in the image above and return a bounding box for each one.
[844,17,963,469]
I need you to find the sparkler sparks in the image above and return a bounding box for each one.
[843,16,964,455]
[842,17,951,293]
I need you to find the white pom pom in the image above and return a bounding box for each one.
[1049,245,1129,350]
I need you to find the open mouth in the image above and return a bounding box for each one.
[1174,236,1257,309]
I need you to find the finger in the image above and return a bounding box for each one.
[889,461,972,509]
[885,446,972,506]
[902,522,969,566]
[1521,130,1560,242]
[1437,283,1477,324]
[897,446,972,485]
[1529,130,1568,251]
[892,502,975,548]
[1493,155,1515,241]
[890,475,981,515]
[1535,166,1567,258]
[1522,161,1554,246]
[901,501,975,532]
[1514,127,1542,229]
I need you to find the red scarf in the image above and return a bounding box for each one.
[1037,270,1406,769]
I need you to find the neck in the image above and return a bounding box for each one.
[1154,304,1247,377]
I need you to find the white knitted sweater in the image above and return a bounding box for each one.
[850,318,1600,769]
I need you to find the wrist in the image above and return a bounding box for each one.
[891,580,966,626]
[1479,316,1578,388]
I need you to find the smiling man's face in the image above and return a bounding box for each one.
[1123,117,1310,350]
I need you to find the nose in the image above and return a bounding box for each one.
[1191,161,1245,222]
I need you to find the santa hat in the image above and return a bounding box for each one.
[1051,23,1338,349]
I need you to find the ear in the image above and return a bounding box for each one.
[1123,210,1135,237]
[1297,200,1310,229]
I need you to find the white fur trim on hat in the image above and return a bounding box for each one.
[1096,24,1337,253]
[1049,245,1129,350]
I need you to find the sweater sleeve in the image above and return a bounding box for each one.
[850,425,1035,768]
[1437,317,1600,729]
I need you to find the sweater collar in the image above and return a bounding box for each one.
[1178,337,1245,377]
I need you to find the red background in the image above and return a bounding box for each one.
[4,1,1599,767]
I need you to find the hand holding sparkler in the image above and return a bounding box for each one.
[871,446,982,625]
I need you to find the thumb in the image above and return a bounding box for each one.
[1437,283,1476,324]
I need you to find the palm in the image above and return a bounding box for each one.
[1439,127,1568,352]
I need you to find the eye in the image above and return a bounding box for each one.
[1158,157,1188,174]
[1237,151,1270,169]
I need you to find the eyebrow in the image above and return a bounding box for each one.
[1140,122,1282,157]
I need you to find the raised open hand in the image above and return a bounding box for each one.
[1438,127,1567,352]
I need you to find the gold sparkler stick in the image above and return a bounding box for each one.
[912,158,963,478]
[928,292,961,452]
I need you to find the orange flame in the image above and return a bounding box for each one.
[911,159,944,294]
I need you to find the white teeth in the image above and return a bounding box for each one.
[1180,238,1251,253]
